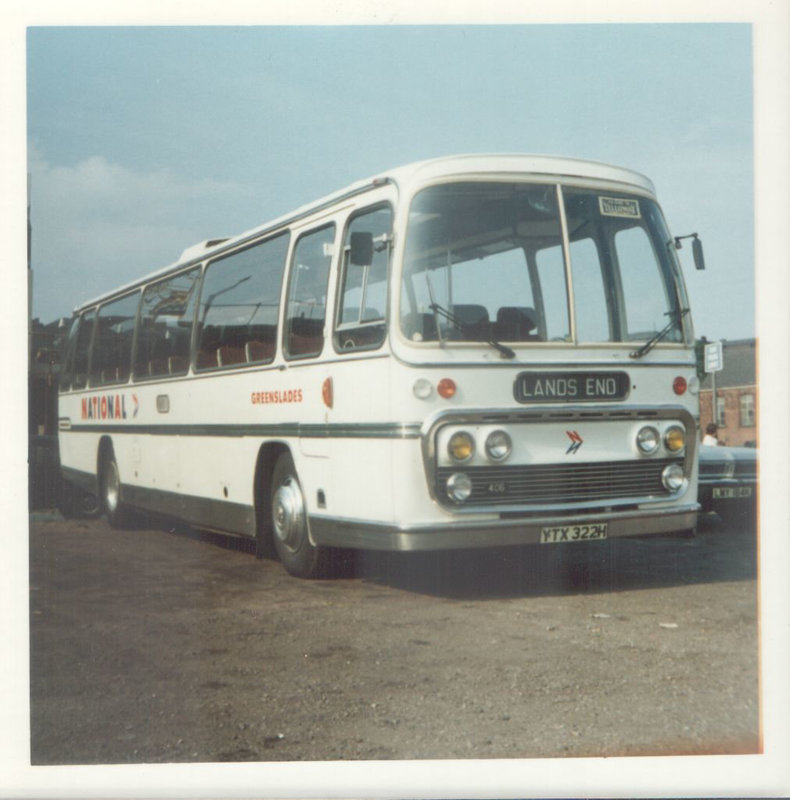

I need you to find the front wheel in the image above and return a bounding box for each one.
[270,452,330,579]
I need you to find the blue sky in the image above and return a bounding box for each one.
[28,24,753,340]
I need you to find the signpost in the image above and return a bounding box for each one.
[705,341,724,425]
[704,340,724,373]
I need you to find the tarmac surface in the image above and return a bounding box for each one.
[29,510,759,764]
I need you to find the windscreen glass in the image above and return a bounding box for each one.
[562,188,685,343]
[399,181,687,346]
[400,182,564,344]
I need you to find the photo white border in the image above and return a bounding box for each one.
[3,1,788,797]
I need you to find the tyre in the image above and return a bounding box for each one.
[100,450,130,528]
[56,482,101,520]
[270,452,330,578]
[77,488,102,518]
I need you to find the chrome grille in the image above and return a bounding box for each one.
[733,460,757,480]
[698,461,725,477]
[437,458,680,506]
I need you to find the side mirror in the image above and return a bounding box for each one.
[692,237,705,271]
[349,232,374,266]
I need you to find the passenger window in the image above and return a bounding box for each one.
[284,225,335,359]
[335,207,391,352]
[71,309,96,390]
[196,232,289,370]
[90,292,140,386]
[133,268,200,380]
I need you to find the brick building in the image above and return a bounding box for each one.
[699,338,758,447]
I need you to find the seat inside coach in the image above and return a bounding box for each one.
[493,306,541,341]
[287,316,324,357]
[134,320,191,378]
[401,304,543,343]
[197,323,277,370]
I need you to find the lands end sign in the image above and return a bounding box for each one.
[514,371,630,404]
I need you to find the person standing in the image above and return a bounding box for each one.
[702,422,720,446]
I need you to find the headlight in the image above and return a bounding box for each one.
[448,431,475,463]
[446,472,473,502]
[664,425,686,453]
[662,463,686,492]
[485,430,512,462]
[636,426,660,455]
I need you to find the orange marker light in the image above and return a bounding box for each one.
[322,377,334,408]
[437,378,457,399]
[673,376,687,396]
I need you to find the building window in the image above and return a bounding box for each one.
[740,393,755,427]
[715,395,726,427]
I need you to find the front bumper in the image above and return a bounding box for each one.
[309,503,699,552]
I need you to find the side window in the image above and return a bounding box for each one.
[90,292,140,386]
[133,268,200,380]
[196,232,289,370]
[71,309,96,390]
[334,206,391,352]
[284,225,335,359]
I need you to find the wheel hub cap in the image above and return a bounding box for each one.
[104,464,119,513]
[272,478,305,551]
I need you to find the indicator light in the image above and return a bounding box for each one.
[437,378,456,399]
[322,377,333,408]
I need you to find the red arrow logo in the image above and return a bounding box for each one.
[565,430,583,454]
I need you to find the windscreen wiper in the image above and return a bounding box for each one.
[630,307,690,359]
[428,302,516,360]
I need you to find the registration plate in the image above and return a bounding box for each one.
[713,486,753,499]
[540,522,608,544]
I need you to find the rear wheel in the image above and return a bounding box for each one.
[57,482,101,519]
[270,452,330,578]
[100,450,129,528]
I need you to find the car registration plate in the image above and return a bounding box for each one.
[713,486,752,499]
[539,522,608,544]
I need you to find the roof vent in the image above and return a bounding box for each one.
[179,238,230,262]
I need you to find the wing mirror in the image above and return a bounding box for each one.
[674,233,705,270]
[349,232,374,266]
[692,236,705,270]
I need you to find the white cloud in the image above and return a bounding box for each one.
[29,149,250,321]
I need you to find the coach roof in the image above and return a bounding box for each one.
[74,154,655,313]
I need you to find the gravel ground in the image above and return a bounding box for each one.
[29,511,759,765]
